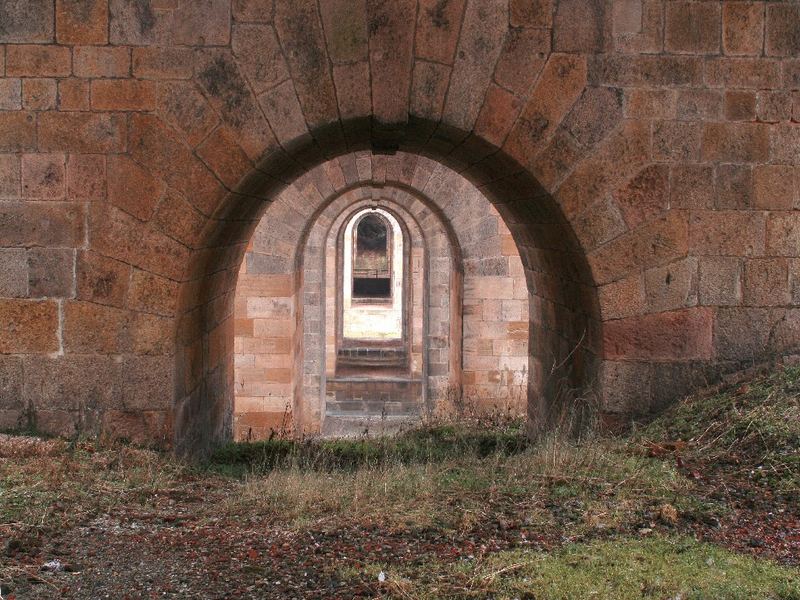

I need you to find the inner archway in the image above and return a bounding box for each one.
[217,142,596,446]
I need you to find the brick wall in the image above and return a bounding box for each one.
[1,0,798,454]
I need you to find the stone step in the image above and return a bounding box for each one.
[320,415,421,438]
[336,346,408,368]
[325,399,422,417]
[326,377,423,404]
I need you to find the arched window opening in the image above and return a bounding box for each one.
[352,214,392,300]
[342,209,404,341]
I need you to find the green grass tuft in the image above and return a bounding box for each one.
[207,423,529,475]
[375,536,800,599]
[640,364,800,492]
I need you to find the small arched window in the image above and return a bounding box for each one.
[352,214,392,299]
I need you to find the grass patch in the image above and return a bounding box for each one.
[207,423,529,475]
[374,536,800,599]
[2,365,798,596]
[639,364,800,492]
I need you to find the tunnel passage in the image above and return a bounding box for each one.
[230,153,547,440]
[176,143,600,454]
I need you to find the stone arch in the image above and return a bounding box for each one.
[178,124,600,454]
[295,182,466,406]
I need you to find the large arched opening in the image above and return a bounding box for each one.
[173,120,600,455]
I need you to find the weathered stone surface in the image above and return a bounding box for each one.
[473,84,523,149]
[504,54,588,171]
[39,112,127,153]
[614,164,669,228]
[414,0,466,65]
[172,0,231,46]
[67,154,105,201]
[196,126,253,189]
[156,82,219,148]
[128,114,224,216]
[510,0,552,28]
[76,251,130,308]
[701,122,769,163]
[723,1,764,56]
[590,55,703,87]
[714,307,773,361]
[6,45,71,77]
[0,154,20,199]
[28,248,74,298]
[58,78,90,111]
[57,0,109,44]
[744,258,790,307]
[767,213,800,258]
[0,356,23,410]
[670,164,713,210]
[132,47,193,80]
[89,203,189,281]
[258,80,309,145]
[107,156,164,220]
[64,301,128,354]
[563,87,623,148]
[765,3,800,57]
[0,79,22,111]
[109,0,162,45]
[320,0,368,65]
[21,153,66,200]
[715,164,752,210]
[644,257,698,312]
[665,1,720,54]
[554,0,606,53]
[274,0,339,130]
[598,274,645,320]
[0,0,54,43]
[0,248,28,297]
[91,80,156,111]
[73,46,130,78]
[442,0,508,132]
[22,78,57,111]
[494,27,549,96]
[600,360,651,413]
[23,355,120,412]
[689,210,765,257]
[705,58,782,89]
[603,307,713,361]
[232,23,289,94]
[410,60,450,123]
[0,300,59,354]
[724,90,755,121]
[0,202,84,247]
[653,120,701,162]
[588,211,688,285]
[195,49,277,160]
[699,256,741,306]
[0,112,36,152]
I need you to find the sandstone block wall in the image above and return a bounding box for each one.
[0,0,796,455]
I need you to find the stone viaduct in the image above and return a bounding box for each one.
[0,0,798,455]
